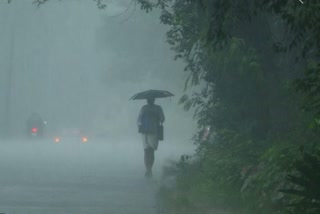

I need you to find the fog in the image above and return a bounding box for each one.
[0,0,197,213]
[0,140,195,213]
[0,0,196,141]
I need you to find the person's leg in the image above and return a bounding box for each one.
[144,147,154,177]
[148,147,155,169]
[151,148,155,165]
[142,134,149,173]
[144,148,149,170]
[143,134,158,177]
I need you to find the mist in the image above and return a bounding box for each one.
[0,0,197,213]
[2,1,315,214]
[0,0,196,141]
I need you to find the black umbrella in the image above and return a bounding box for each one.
[129,89,174,100]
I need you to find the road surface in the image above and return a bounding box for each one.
[0,139,194,214]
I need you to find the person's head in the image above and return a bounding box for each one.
[147,97,155,105]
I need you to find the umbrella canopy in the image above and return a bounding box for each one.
[129,89,174,100]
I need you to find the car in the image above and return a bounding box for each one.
[52,128,89,143]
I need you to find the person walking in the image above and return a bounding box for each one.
[137,97,165,177]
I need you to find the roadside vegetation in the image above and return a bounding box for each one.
[135,1,320,213]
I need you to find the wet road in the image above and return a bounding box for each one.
[0,139,194,214]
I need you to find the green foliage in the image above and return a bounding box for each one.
[158,132,320,213]
[139,0,320,119]
[280,151,320,214]
[178,38,266,133]
[158,3,316,211]
[295,61,320,118]
[137,0,320,213]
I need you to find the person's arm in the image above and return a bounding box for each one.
[159,106,165,124]
[137,106,144,126]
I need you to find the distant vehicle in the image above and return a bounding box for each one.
[26,113,46,139]
[52,128,89,143]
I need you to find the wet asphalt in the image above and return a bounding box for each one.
[0,139,194,214]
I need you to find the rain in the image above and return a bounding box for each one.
[1,0,319,214]
[0,0,196,213]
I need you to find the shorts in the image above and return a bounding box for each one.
[142,133,159,150]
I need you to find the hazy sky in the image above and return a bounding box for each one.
[0,0,197,142]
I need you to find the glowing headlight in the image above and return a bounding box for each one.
[82,137,88,143]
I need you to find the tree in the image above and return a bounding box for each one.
[133,0,320,212]
[129,0,320,119]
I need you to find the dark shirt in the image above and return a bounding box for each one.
[137,104,165,134]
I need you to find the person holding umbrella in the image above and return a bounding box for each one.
[130,89,173,177]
